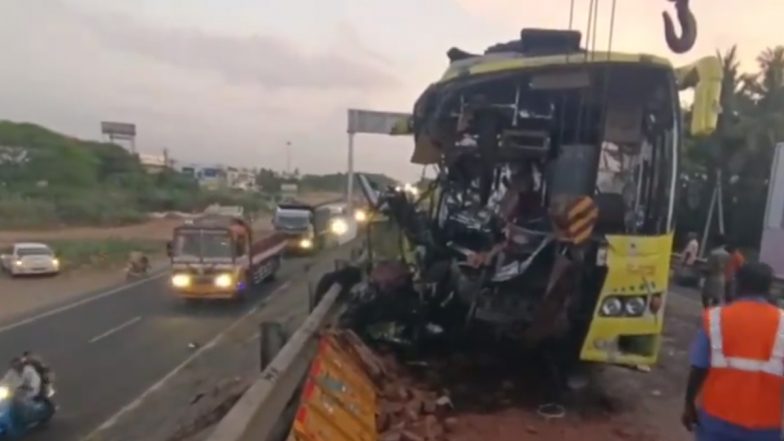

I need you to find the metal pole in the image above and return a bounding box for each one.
[716,169,726,235]
[260,322,286,371]
[347,132,355,210]
[285,141,291,175]
[307,281,315,312]
[700,183,718,259]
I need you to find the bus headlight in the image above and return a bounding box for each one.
[624,296,647,317]
[171,274,191,288]
[299,238,313,249]
[214,273,234,289]
[0,386,9,400]
[330,218,349,236]
[600,297,623,317]
[354,209,368,223]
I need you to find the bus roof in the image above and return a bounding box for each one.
[438,51,672,84]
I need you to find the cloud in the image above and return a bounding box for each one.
[60,2,397,91]
[0,0,424,181]
[451,0,784,70]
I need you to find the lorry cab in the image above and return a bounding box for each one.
[274,202,317,253]
[169,215,281,300]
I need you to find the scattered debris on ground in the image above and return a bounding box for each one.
[316,298,698,441]
[167,377,252,441]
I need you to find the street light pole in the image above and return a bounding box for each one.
[285,141,292,175]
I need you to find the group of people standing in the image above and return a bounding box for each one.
[681,233,746,308]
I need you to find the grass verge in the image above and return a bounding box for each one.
[48,239,166,271]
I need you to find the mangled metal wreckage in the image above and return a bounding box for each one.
[344,28,721,372]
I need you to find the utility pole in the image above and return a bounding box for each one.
[285,141,292,176]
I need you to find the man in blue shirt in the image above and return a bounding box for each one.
[683,262,782,441]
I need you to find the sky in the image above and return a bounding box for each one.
[0,0,781,182]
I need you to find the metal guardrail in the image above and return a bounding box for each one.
[206,239,366,441]
[206,281,345,441]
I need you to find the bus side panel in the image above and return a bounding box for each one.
[579,233,674,366]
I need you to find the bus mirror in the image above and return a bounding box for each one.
[689,83,721,137]
[166,241,173,258]
[676,57,723,137]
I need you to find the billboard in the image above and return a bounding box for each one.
[347,109,411,135]
[101,121,136,138]
[760,142,784,277]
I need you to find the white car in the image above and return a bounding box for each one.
[1,242,60,277]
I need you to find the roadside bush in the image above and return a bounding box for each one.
[0,196,58,228]
[49,239,164,270]
[54,191,145,226]
[0,122,344,229]
[138,188,199,213]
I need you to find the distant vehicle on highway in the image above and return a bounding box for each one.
[0,243,60,277]
[273,201,349,254]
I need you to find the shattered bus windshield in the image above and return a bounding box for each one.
[173,230,233,260]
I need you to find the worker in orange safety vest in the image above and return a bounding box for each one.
[683,262,783,441]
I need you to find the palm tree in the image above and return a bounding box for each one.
[738,46,784,172]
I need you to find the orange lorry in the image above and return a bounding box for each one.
[168,214,286,301]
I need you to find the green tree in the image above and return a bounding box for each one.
[681,46,784,249]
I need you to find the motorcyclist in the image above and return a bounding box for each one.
[127,251,150,276]
[2,357,42,425]
[20,351,51,397]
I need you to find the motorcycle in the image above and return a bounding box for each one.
[0,383,56,438]
[125,252,150,280]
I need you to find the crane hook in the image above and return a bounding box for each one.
[663,0,697,54]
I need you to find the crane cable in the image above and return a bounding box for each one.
[568,0,576,30]
[607,0,618,54]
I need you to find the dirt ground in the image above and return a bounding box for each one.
[0,219,182,244]
[388,288,703,441]
[0,191,342,245]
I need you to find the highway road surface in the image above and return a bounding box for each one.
[0,255,324,441]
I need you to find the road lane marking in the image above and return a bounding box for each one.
[0,270,167,335]
[89,316,143,344]
[86,281,291,437]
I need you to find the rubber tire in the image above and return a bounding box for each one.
[234,291,247,303]
[264,257,280,283]
[245,269,256,288]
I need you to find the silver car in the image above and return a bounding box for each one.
[1,242,60,276]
